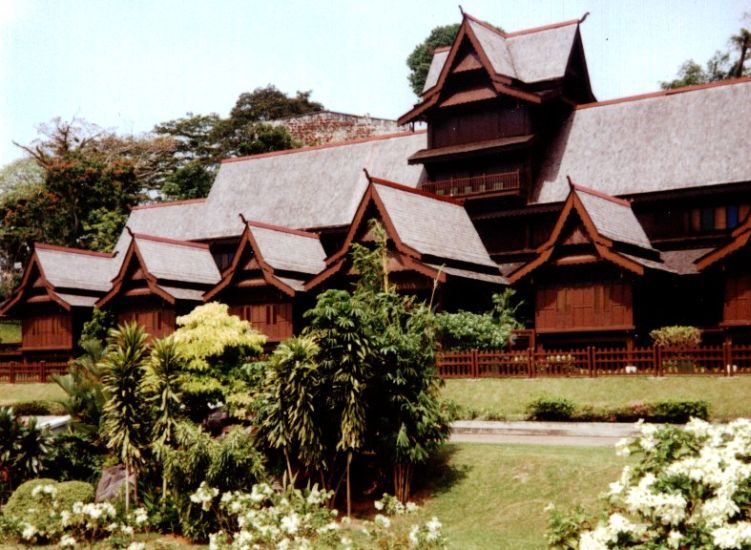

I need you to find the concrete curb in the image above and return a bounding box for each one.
[451,420,641,438]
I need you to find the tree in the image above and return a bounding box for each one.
[406,24,461,96]
[228,85,322,124]
[161,160,214,200]
[0,158,44,196]
[100,322,151,512]
[661,15,750,89]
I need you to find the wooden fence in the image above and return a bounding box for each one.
[0,361,69,383]
[437,344,751,378]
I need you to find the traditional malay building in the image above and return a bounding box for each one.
[2,11,750,356]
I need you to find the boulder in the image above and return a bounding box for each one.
[95,464,136,503]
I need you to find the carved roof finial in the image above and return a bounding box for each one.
[579,12,590,24]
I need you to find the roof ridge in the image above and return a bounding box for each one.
[221,130,427,164]
[463,13,508,37]
[35,243,114,258]
[433,46,451,53]
[131,198,206,211]
[367,175,462,206]
[246,220,320,239]
[505,18,580,38]
[576,75,751,111]
[131,233,210,250]
[570,182,631,207]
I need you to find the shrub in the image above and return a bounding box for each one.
[45,431,106,483]
[649,325,701,347]
[11,400,62,416]
[4,479,95,525]
[649,399,710,423]
[0,408,52,494]
[526,396,576,421]
[550,419,751,548]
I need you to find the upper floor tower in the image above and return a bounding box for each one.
[398,12,595,206]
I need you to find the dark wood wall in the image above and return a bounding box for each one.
[116,296,177,339]
[724,272,751,325]
[229,302,293,343]
[22,305,73,351]
[535,280,633,333]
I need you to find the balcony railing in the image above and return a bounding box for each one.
[423,170,521,198]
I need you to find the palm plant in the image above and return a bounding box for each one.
[142,336,184,502]
[100,322,150,512]
[52,338,106,433]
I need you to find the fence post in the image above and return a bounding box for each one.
[588,346,595,377]
[527,348,534,378]
[472,349,479,379]
[9,361,16,384]
[723,342,731,377]
[655,346,662,377]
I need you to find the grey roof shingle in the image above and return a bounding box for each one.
[574,187,653,250]
[423,19,579,93]
[373,182,498,268]
[533,80,751,203]
[35,246,120,293]
[207,132,427,232]
[115,200,209,255]
[133,236,221,285]
[248,223,327,275]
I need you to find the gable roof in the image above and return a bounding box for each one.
[98,234,220,307]
[533,78,751,203]
[206,131,427,233]
[310,176,505,289]
[1,244,120,314]
[695,211,751,271]
[205,220,327,299]
[508,182,666,283]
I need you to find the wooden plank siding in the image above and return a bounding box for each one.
[22,310,73,351]
[535,280,633,332]
[117,298,177,339]
[724,273,751,325]
[230,302,293,342]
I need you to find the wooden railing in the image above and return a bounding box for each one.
[422,170,521,198]
[0,361,69,383]
[437,344,751,378]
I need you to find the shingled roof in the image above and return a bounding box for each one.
[206,220,327,299]
[696,211,751,271]
[99,234,221,307]
[533,78,751,203]
[311,177,505,289]
[508,182,667,282]
[1,244,120,314]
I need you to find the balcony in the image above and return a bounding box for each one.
[422,170,521,198]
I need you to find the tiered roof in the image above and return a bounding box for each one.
[206,220,327,299]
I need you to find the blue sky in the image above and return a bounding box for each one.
[1,0,748,166]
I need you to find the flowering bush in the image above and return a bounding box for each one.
[547,418,751,549]
[0,480,148,546]
[192,483,447,549]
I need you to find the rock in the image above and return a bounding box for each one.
[203,409,229,436]
[95,464,136,503]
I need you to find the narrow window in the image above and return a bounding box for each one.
[727,206,739,229]
[701,208,715,232]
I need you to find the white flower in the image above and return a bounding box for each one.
[374,514,391,528]
[426,516,442,532]
[134,507,148,525]
[668,530,683,548]
[126,543,145,550]
[615,437,631,457]
[374,499,384,511]
[59,535,77,547]
[121,525,134,536]
[21,523,36,541]
[405,501,418,513]
[60,510,72,526]
[280,512,300,534]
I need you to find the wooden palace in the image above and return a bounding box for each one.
[3,11,751,360]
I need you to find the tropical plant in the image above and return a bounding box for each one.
[142,336,184,503]
[99,322,151,512]
[171,302,266,421]
[0,408,52,495]
[52,338,107,433]
[549,418,751,549]
[649,325,701,348]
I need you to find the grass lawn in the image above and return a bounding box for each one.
[0,322,21,344]
[410,443,624,549]
[442,376,751,421]
[0,383,66,406]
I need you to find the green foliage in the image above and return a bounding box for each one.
[661,18,750,88]
[9,400,60,416]
[546,505,592,550]
[53,337,107,433]
[143,336,184,456]
[3,478,94,528]
[0,408,52,493]
[171,302,266,421]
[162,159,214,200]
[649,325,701,347]
[260,221,450,503]
[649,399,709,423]
[526,396,577,421]
[79,307,117,347]
[229,85,323,123]
[100,322,151,510]
[44,431,105,483]
[165,422,266,541]
[406,24,461,95]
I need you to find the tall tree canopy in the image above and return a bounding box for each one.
[406,24,460,96]
[154,85,322,199]
[661,15,750,89]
